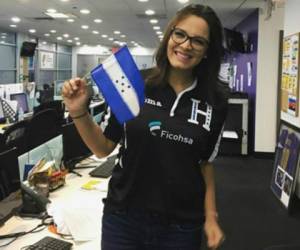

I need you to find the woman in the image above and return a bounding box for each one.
[62,4,227,250]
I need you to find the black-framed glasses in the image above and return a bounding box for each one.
[171,27,209,51]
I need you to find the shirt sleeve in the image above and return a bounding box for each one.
[207,125,224,162]
[202,105,227,163]
[100,105,123,143]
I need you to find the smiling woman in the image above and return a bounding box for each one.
[62,3,228,250]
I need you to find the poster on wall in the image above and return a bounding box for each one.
[281,33,300,117]
[40,51,54,69]
[271,121,300,210]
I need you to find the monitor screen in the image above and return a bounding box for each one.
[10,93,29,113]
[62,122,92,169]
[0,148,22,225]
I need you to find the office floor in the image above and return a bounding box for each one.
[202,156,300,250]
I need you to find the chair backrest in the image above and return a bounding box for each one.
[2,120,28,156]
[33,100,65,124]
[25,108,61,151]
[0,147,20,201]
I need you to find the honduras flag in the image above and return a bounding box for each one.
[91,46,145,124]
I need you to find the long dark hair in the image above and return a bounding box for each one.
[146,4,224,104]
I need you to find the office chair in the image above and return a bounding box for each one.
[0,147,20,201]
[1,120,28,156]
[33,100,65,125]
[25,108,61,151]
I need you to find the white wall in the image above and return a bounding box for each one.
[280,0,300,128]
[255,6,285,152]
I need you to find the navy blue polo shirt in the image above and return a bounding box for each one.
[100,74,227,223]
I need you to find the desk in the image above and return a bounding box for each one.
[0,168,109,250]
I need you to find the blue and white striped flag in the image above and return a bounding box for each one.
[91,46,145,124]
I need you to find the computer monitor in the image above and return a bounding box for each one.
[62,122,92,170]
[10,93,29,113]
[0,147,22,225]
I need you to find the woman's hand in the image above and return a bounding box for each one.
[62,77,90,115]
[204,216,225,249]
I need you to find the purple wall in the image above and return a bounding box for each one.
[224,9,258,153]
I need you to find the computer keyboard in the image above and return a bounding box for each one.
[89,155,117,178]
[25,236,72,250]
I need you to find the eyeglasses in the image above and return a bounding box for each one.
[170,27,209,51]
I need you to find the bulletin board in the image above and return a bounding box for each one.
[281,33,300,117]
[271,121,300,210]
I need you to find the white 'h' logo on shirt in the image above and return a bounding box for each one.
[187,98,212,131]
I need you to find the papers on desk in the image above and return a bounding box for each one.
[81,179,109,192]
[48,190,104,242]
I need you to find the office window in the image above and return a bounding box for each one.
[36,41,72,86]
[0,30,16,83]
[0,71,16,83]
[57,44,72,53]
[39,70,56,85]
[57,53,71,69]
[57,71,71,80]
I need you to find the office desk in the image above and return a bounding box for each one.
[0,168,109,250]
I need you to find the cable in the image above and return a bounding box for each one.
[0,215,51,247]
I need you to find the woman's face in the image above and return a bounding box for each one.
[167,15,209,72]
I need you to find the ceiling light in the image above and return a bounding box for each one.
[42,41,47,45]
[94,19,102,23]
[29,29,36,33]
[57,37,63,40]
[67,19,74,22]
[76,42,81,46]
[120,34,126,38]
[150,19,158,24]
[50,30,57,33]
[158,35,163,39]
[93,30,99,34]
[10,24,17,28]
[153,26,160,30]
[145,9,155,15]
[60,0,69,2]
[138,0,149,2]
[46,9,57,13]
[74,37,80,40]
[44,33,50,36]
[11,17,21,23]
[101,34,108,38]
[108,37,114,41]
[156,31,162,35]
[30,39,36,42]
[80,9,90,14]
[131,41,135,44]
[1,36,6,39]
[67,39,73,43]
[63,33,69,38]
[114,31,121,34]
[177,0,189,3]
[81,25,89,29]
